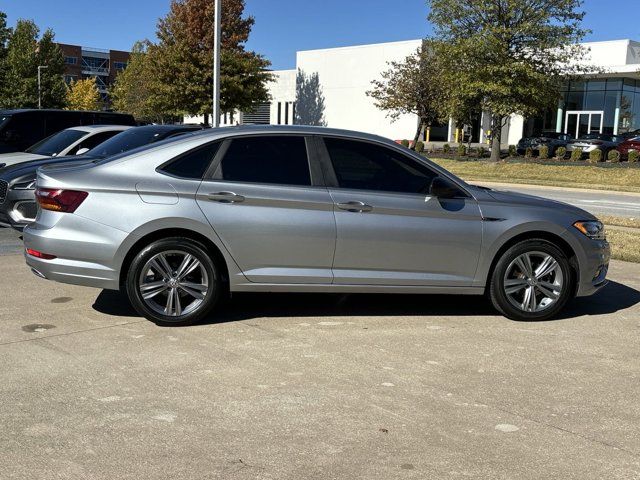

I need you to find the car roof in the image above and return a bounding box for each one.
[67,125,134,133]
[0,109,132,115]
[131,124,204,133]
[182,124,396,144]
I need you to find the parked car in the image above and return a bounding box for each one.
[620,128,640,139]
[516,131,572,157]
[24,126,609,325]
[0,124,203,230]
[0,125,132,169]
[0,109,136,154]
[616,136,640,160]
[565,134,624,158]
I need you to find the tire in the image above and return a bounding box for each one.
[126,237,221,326]
[489,239,574,321]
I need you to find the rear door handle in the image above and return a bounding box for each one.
[336,201,373,213]
[207,191,245,203]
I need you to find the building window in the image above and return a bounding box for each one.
[277,102,282,125]
[64,56,78,65]
[113,61,128,71]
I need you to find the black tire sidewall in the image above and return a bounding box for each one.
[126,237,220,326]
[489,240,574,321]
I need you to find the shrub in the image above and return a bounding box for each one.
[629,150,640,163]
[457,144,467,156]
[570,147,583,161]
[588,149,603,163]
[524,147,533,158]
[608,150,621,163]
[508,145,517,157]
[443,143,451,154]
[555,146,567,160]
[476,146,487,158]
[415,141,424,153]
[538,145,549,159]
[400,139,410,148]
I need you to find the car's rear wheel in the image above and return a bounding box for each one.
[126,237,221,326]
[489,240,574,321]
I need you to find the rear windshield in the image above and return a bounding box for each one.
[87,128,165,157]
[25,129,86,156]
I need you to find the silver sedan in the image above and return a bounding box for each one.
[24,126,610,325]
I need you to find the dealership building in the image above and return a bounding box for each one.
[197,38,640,145]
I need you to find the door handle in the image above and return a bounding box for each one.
[207,191,245,203]
[336,201,373,213]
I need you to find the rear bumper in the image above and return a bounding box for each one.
[23,214,129,290]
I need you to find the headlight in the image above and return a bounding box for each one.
[573,220,606,240]
[11,180,36,190]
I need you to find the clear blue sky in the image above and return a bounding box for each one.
[2,0,638,70]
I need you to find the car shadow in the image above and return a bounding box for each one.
[92,280,640,325]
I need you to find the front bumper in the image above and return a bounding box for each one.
[575,238,610,297]
[23,213,130,291]
[0,188,37,230]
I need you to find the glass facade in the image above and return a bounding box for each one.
[525,77,640,137]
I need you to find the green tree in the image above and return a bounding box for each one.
[367,40,449,149]
[136,0,272,122]
[427,0,589,161]
[66,77,102,111]
[295,69,326,126]
[0,19,66,109]
[0,12,12,98]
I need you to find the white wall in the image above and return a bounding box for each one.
[295,40,422,140]
[268,69,296,125]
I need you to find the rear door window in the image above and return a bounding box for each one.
[217,136,311,186]
[67,131,121,155]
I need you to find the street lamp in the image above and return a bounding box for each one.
[212,0,221,127]
[37,65,49,109]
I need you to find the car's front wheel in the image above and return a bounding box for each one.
[126,237,221,326]
[489,239,574,321]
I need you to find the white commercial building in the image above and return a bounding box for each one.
[189,38,640,145]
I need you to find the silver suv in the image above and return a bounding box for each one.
[24,126,610,325]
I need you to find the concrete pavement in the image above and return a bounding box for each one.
[476,181,640,219]
[1,253,639,479]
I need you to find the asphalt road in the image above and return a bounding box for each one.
[478,182,640,219]
[1,253,639,479]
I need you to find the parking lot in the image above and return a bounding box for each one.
[2,248,640,479]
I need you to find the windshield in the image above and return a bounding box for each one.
[87,128,165,157]
[26,129,86,156]
[579,134,611,141]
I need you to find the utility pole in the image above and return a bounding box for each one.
[212,0,221,128]
[37,65,49,109]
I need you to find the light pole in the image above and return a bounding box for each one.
[212,0,221,128]
[37,65,49,109]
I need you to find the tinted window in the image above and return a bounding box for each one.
[68,131,121,155]
[2,113,46,149]
[88,128,167,157]
[219,136,311,186]
[324,137,437,194]
[45,112,82,135]
[26,129,87,156]
[162,142,221,179]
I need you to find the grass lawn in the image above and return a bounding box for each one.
[606,228,640,263]
[430,157,640,193]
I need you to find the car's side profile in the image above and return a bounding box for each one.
[24,126,610,325]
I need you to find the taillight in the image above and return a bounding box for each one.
[26,248,57,260]
[36,188,88,213]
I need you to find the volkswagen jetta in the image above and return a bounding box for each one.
[23,126,610,325]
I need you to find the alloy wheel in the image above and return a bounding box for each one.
[138,250,210,317]
[503,251,564,313]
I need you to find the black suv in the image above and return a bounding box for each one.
[0,109,137,154]
[516,131,573,157]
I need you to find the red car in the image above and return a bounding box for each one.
[617,136,640,159]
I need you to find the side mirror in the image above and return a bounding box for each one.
[430,177,463,199]
[76,148,90,155]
